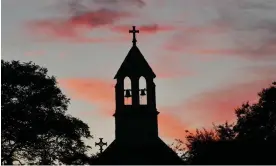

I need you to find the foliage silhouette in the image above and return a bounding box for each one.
[169,139,188,161]
[234,81,276,141]
[1,60,93,165]
[182,81,276,164]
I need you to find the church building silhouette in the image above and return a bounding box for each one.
[93,26,184,165]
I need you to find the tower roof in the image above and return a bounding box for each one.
[114,45,156,79]
[114,26,156,79]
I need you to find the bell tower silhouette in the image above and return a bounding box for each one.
[114,26,159,144]
[93,26,184,165]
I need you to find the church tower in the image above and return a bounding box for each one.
[114,26,159,145]
[93,26,184,165]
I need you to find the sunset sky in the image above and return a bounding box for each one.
[2,0,276,153]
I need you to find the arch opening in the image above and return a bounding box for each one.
[139,76,147,105]
[124,77,132,105]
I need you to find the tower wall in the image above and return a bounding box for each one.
[114,106,159,144]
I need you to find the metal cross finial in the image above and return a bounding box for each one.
[95,138,107,153]
[129,26,139,46]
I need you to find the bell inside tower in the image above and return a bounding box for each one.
[139,76,147,105]
[124,77,132,105]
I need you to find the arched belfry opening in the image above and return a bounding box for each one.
[124,77,132,105]
[139,76,147,105]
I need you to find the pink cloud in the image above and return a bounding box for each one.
[111,24,177,34]
[159,112,191,141]
[179,79,275,126]
[26,9,133,42]
[93,0,146,8]
[163,21,230,53]
[58,78,115,116]
[151,55,195,79]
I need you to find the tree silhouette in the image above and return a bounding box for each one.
[234,81,276,141]
[214,122,236,141]
[183,81,276,164]
[169,139,187,161]
[184,128,218,163]
[1,60,93,165]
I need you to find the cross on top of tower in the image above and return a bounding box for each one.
[129,26,139,46]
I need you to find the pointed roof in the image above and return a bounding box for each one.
[114,45,156,79]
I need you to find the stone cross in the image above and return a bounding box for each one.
[95,138,107,153]
[129,26,139,45]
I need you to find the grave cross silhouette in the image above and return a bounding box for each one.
[95,138,107,153]
[129,26,139,45]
